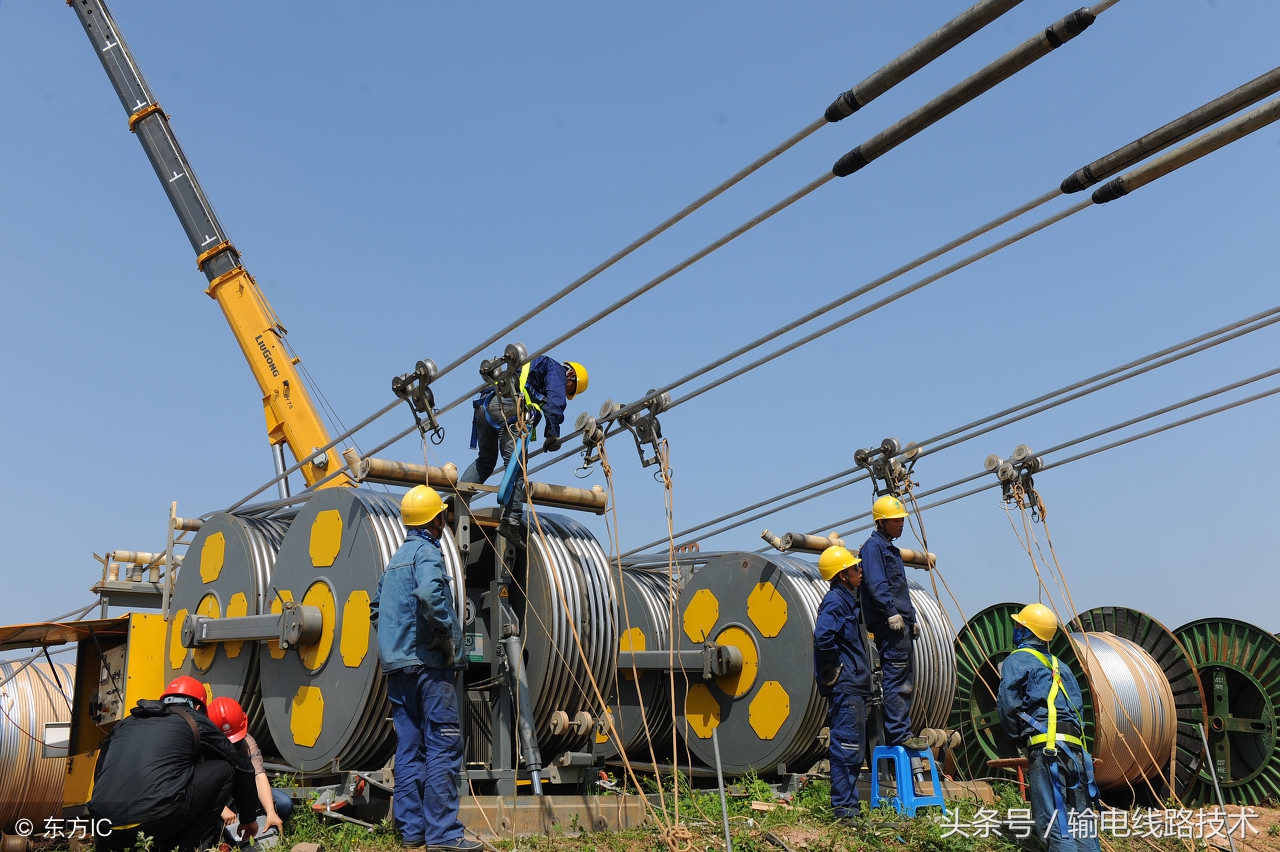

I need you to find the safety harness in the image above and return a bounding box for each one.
[476,362,545,442]
[1011,647,1099,837]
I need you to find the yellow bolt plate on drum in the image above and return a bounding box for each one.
[300,581,337,671]
[749,680,790,740]
[683,588,719,643]
[596,708,614,745]
[713,625,759,698]
[225,592,248,659]
[684,683,721,739]
[267,590,295,660]
[619,627,646,681]
[291,685,324,747]
[200,532,225,584]
[169,609,189,670]
[192,594,221,671]
[309,510,342,568]
[747,582,787,638]
[340,591,370,668]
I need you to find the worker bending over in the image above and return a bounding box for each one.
[371,486,478,852]
[813,545,871,820]
[208,696,293,843]
[460,357,587,542]
[997,604,1101,852]
[859,495,928,751]
[89,676,258,852]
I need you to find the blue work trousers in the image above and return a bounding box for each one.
[878,629,916,746]
[827,692,866,819]
[1027,747,1102,852]
[460,407,525,522]
[387,667,465,846]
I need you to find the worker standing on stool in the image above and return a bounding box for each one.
[459,357,587,543]
[998,604,1101,852]
[813,545,871,820]
[859,495,928,751]
[371,485,478,852]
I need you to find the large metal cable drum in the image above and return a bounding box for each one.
[905,579,957,733]
[165,513,288,750]
[1174,618,1280,805]
[259,488,465,771]
[0,661,75,832]
[1074,606,1205,806]
[673,553,829,776]
[599,566,678,761]
[518,513,618,758]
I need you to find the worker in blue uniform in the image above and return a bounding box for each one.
[371,485,478,852]
[460,357,588,542]
[859,495,928,751]
[997,603,1101,852]
[813,545,871,819]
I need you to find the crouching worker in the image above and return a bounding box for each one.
[812,545,871,820]
[89,676,259,852]
[997,604,1102,852]
[209,697,293,844]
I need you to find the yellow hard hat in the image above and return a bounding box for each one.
[401,485,445,527]
[565,361,589,398]
[872,495,908,521]
[1011,603,1058,642]
[818,545,861,582]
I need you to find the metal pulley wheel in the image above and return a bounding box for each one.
[258,488,465,771]
[674,553,829,776]
[165,512,288,750]
[1074,606,1205,806]
[1174,618,1280,805]
[598,566,678,761]
[515,512,618,758]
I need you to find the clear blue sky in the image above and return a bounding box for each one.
[2,1,1277,641]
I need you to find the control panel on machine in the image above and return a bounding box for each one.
[91,644,128,726]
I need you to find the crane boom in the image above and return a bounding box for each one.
[70,0,352,489]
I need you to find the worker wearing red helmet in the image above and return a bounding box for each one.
[208,697,293,844]
[88,676,258,852]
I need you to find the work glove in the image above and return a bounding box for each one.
[887,613,906,633]
[543,434,563,453]
[818,662,843,687]
[911,621,920,639]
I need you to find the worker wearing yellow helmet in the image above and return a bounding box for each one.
[371,486,479,851]
[998,603,1100,851]
[812,545,871,819]
[859,495,928,751]
[460,356,588,543]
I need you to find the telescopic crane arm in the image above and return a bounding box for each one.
[69,0,352,489]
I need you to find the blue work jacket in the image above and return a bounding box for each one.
[858,529,916,634]
[471,355,568,446]
[997,636,1087,743]
[370,529,464,672]
[812,583,871,697]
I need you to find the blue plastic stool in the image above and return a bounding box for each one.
[869,744,947,816]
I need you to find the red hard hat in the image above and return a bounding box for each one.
[162,675,207,708]
[208,696,248,743]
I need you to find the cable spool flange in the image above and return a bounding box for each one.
[259,488,465,771]
[165,512,288,751]
[674,553,829,776]
[1174,618,1280,805]
[1073,606,1205,806]
[949,603,1096,781]
[599,567,678,761]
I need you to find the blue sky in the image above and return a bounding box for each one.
[2,1,1277,640]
